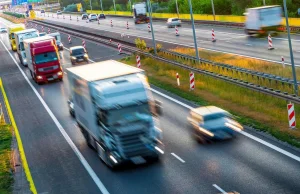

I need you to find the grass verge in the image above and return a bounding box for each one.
[120,55,300,148]
[0,14,25,24]
[0,124,13,194]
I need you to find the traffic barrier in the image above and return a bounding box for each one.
[63,15,65,19]
[52,14,53,18]
[176,73,180,86]
[136,55,141,68]
[117,43,122,54]
[109,39,112,43]
[190,72,195,90]
[212,29,216,42]
[111,20,113,27]
[282,56,285,68]
[148,23,151,32]
[68,35,71,44]
[98,19,100,25]
[70,15,72,21]
[126,21,129,29]
[77,16,79,22]
[82,39,86,48]
[41,26,44,32]
[175,26,179,36]
[48,28,50,34]
[287,103,296,128]
[268,34,274,50]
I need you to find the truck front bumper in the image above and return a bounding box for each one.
[36,71,63,83]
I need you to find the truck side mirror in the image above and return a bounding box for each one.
[155,100,163,116]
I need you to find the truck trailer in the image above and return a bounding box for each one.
[133,2,150,24]
[23,36,63,84]
[244,5,282,35]
[67,60,164,168]
[15,29,39,66]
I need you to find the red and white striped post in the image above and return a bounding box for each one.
[212,29,216,42]
[70,15,72,21]
[109,39,112,43]
[136,55,141,68]
[126,21,129,29]
[175,26,179,36]
[35,24,37,28]
[117,43,122,54]
[148,23,151,32]
[57,14,59,19]
[268,34,274,50]
[77,16,79,22]
[48,28,50,34]
[281,56,285,68]
[41,26,44,32]
[190,72,195,90]
[68,35,71,44]
[287,103,296,128]
[98,19,100,25]
[82,40,86,48]
[110,20,113,27]
[176,73,180,86]
[63,15,65,19]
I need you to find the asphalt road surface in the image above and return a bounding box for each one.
[1,17,300,194]
[36,12,300,66]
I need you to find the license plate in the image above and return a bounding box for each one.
[130,156,146,165]
[47,77,54,81]
[78,59,84,62]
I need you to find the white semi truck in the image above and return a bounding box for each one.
[244,5,282,35]
[67,60,164,168]
[132,2,150,24]
[15,29,39,66]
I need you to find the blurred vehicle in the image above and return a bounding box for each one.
[39,32,46,36]
[69,46,89,65]
[48,32,63,50]
[244,5,282,35]
[88,14,98,21]
[7,24,25,51]
[66,60,163,168]
[0,27,7,33]
[187,106,243,143]
[167,18,181,28]
[56,10,62,15]
[81,13,88,20]
[15,29,39,66]
[98,13,106,19]
[41,10,45,13]
[133,2,149,24]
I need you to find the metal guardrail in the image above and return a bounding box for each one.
[29,20,300,104]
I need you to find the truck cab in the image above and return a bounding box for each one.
[67,61,163,168]
[48,32,64,50]
[15,29,39,66]
[23,36,63,84]
[133,2,150,24]
[7,24,25,51]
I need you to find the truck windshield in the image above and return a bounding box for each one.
[99,102,151,127]
[20,42,24,51]
[11,33,15,39]
[34,52,58,64]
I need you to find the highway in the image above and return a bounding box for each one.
[36,13,300,66]
[1,17,300,193]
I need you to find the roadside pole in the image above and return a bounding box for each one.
[263,0,266,6]
[175,0,179,18]
[129,0,132,15]
[211,0,215,21]
[283,0,298,95]
[113,0,116,15]
[147,0,157,55]
[89,0,92,13]
[188,0,200,61]
[99,0,103,13]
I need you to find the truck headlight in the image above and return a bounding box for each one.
[37,75,43,80]
[57,71,63,76]
[84,54,88,58]
[71,56,76,60]
[23,59,27,63]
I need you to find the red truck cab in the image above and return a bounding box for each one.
[23,36,63,84]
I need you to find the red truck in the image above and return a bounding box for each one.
[23,36,63,84]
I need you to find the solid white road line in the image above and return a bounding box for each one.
[0,40,110,194]
[212,184,228,194]
[171,153,185,163]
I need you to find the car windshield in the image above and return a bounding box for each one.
[99,102,151,127]
[34,52,58,64]
[72,48,85,55]
[20,42,24,51]
[203,113,228,122]
[172,18,179,21]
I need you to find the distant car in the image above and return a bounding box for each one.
[39,32,47,36]
[167,18,181,28]
[98,13,106,19]
[56,10,62,15]
[0,27,7,33]
[41,10,45,13]
[187,106,243,143]
[81,13,88,20]
[70,46,89,65]
[88,14,98,21]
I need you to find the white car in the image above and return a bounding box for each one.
[0,27,7,33]
[88,14,98,21]
[167,18,181,28]
[56,10,62,15]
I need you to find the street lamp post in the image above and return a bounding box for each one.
[99,0,103,13]
[188,0,199,61]
[89,0,92,12]
[283,0,298,95]
[147,0,157,55]
[175,0,179,18]
[128,0,132,14]
[263,0,266,6]
[113,0,116,15]
[211,0,215,21]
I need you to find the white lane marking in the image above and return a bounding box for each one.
[155,146,165,154]
[213,184,227,194]
[245,43,252,46]
[171,153,185,163]
[149,88,300,162]
[0,40,110,194]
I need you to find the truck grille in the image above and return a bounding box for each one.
[115,130,152,159]
[38,65,58,72]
